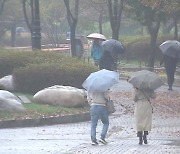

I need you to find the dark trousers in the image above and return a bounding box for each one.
[164,56,178,89]
[137,131,148,137]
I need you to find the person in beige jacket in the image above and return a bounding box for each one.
[133,87,156,145]
[87,91,110,145]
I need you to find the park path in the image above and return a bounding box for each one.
[0,80,180,154]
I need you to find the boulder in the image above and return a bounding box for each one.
[0,75,14,91]
[0,90,25,112]
[33,85,87,107]
[176,68,180,74]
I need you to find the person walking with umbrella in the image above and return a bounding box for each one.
[128,70,163,145]
[159,40,180,90]
[82,69,119,145]
[87,33,106,66]
[160,54,178,90]
[132,87,156,145]
[91,39,104,66]
[87,91,110,145]
[99,39,125,71]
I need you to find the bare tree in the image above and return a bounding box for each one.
[107,0,126,40]
[89,0,107,34]
[64,0,79,57]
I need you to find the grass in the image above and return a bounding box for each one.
[0,93,90,121]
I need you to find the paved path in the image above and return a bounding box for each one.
[0,80,180,154]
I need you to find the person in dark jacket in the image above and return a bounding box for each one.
[160,54,178,90]
[99,51,117,71]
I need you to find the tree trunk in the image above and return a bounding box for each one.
[99,10,103,34]
[0,0,5,16]
[10,24,16,47]
[112,25,119,40]
[70,25,76,57]
[107,0,123,41]
[22,0,33,47]
[173,16,178,40]
[148,32,157,71]
[64,0,79,57]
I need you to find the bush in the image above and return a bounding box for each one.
[11,51,97,93]
[0,49,36,78]
[121,34,174,63]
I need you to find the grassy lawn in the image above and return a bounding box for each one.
[0,93,90,121]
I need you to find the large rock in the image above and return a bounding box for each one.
[0,75,14,91]
[33,85,87,107]
[176,68,180,74]
[0,90,25,112]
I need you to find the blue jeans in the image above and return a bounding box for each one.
[90,105,109,142]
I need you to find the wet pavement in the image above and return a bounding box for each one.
[0,80,180,154]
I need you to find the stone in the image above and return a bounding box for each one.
[0,90,25,112]
[33,85,87,107]
[176,68,180,74]
[0,75,14,91]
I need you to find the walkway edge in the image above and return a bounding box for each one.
[0,112,90,129]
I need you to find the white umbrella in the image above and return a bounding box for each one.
[159,40,180,59]
[128,70,163,90]
[87,33,106,41]
[82,69,119,92]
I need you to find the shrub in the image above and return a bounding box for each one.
[121,34,174,63]
[0,49,34,78]
[12,52,97,93]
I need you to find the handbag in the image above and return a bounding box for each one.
[106,99,116,114]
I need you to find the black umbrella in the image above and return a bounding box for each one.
[102,39,125,56]
[159,40,180,59]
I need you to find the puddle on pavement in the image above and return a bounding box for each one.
[164,140,180,146]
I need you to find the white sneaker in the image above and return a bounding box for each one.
[99,139,107,145]
[91,141,98,146]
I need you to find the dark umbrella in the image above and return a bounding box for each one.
[159,40,180,59]
[102,39,125,54]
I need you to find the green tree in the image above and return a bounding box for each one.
[161,0,180,40]
[127,0,164,69]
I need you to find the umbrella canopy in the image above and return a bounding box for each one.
[87,33,106,41]
[82,69,119,92]
[102,39,125,54]
[159,40,180,59]
[128,70,163,90]
[102,39,125,61]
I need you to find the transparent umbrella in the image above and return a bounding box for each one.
[82,69,119,92]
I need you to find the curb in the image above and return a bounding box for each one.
[0,112,90,129]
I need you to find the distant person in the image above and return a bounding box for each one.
[91,39,103,66]
[132,87,156,145]
[87,91,110,146]
[160,54,178,90]
[75,38,84,58]
[99,51,117,71]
